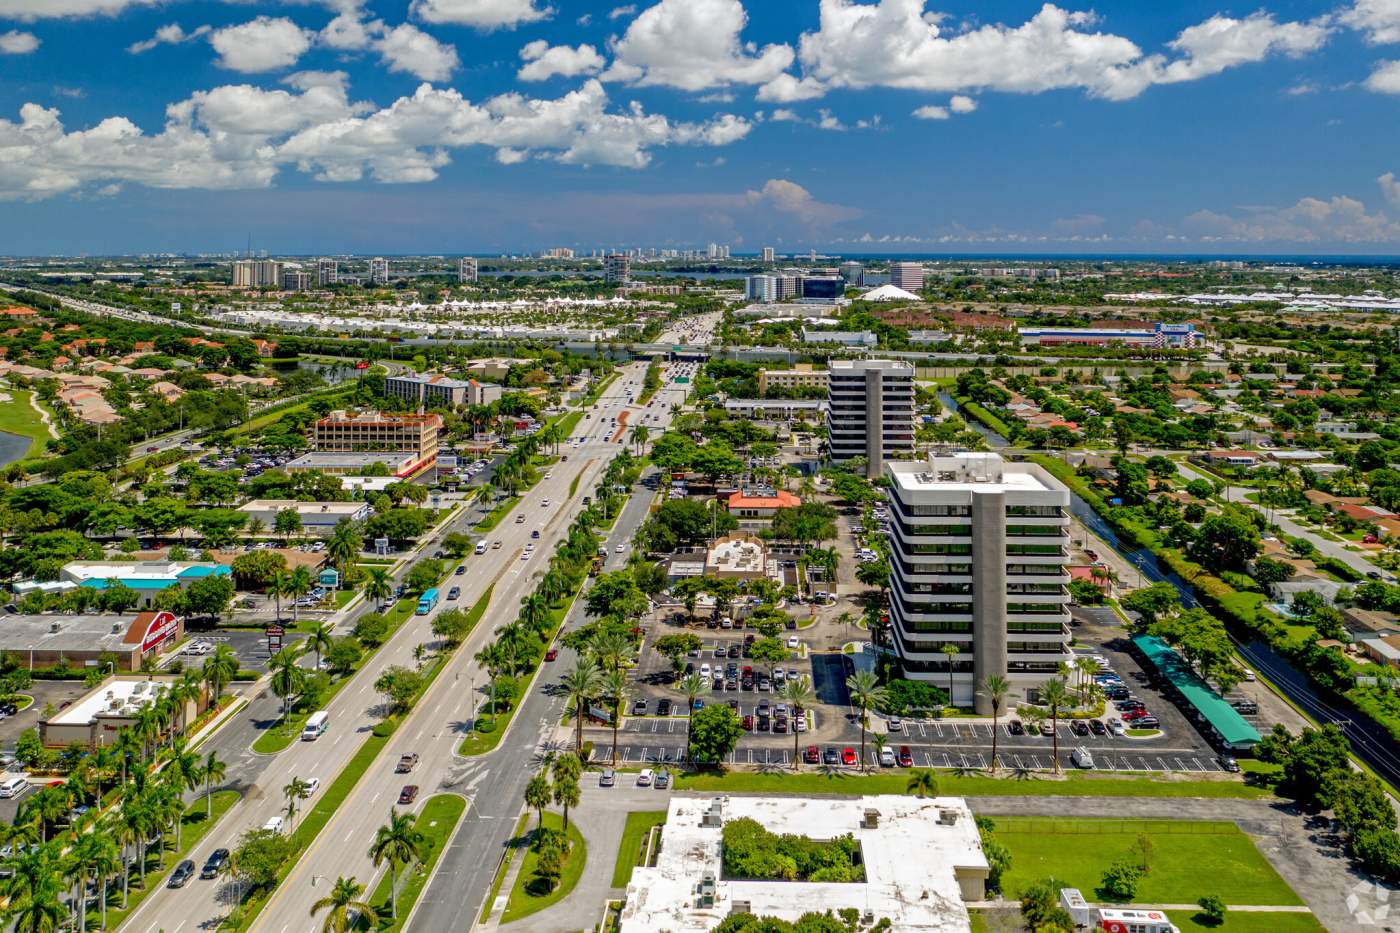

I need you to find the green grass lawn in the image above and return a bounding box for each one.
[332,589,357,608]
[611,811,666,888]
[91,790,240,929]
[674,770,1275,799]
[365,795,467,931]
[475,496,522,532]
[1173,911,1323,932]
[0,387,55,458]
[991,818,1302,906]
[501,811,587,924]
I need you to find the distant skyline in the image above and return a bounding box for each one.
[3,1,1400,254]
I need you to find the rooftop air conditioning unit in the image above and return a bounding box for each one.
[49,621,60,633]
[937,808,959,826]
[861,809,880,829]
[702,799,724,828]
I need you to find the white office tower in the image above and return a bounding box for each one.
[369,257,389,285]
[746,275,777,302]
[773,274,800,300]
[826,359,914,478]
[458,257,478,283]
[884,453,1071,713]
[604,254,630,283]
[317,258,338,286]
[707,242,719,259]
[839,261,864,286]
[891,261,924,292]
[762,246,775,263]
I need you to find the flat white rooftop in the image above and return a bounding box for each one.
[621,795,987,933]
[888,453,1059,494]
[49,677,170,727]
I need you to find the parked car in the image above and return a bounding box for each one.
[637,769,654,787]
[1038,721,1055,736]
[823,747,840,766]
[878,748,896,767]
[1008,720,1025,736]
[1088,719,1107,736]
[897,746,914,767]
[803,745,820,764]
[632,699,648,715]
[657,699,672,715]
[600,768,616,787]
[841,747,857,767]
[655,770,671,789]
[1070,720,1090,737]
[1218,755,1241,772]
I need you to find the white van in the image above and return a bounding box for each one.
[474,541,487,555]
[0,777,27,798]
[1071,747,1095,770]
[302,711,329,741]
[263,816,286,834]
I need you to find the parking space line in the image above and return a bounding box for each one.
[974,752,986,769]
[622,747,633,761]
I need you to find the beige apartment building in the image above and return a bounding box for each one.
[756,363,828,395]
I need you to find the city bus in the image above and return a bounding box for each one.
[417,588,440,615]
[302,710,329,741]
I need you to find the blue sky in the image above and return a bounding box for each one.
[2,0,1399,255]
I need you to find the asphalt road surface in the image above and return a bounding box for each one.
[119,360,696,933]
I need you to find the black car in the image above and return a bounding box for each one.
[1008,720,1025,736]
[447,587,461,600]
[727,645,741,659]
[1088,719,1107,736]
[1070,720,1090,737]
[200,848,230,879]
[822,746,840,765]
[455,565,466,575]
[656,699,672,715]
[169,859,195,888]
[1218,755,1241,772]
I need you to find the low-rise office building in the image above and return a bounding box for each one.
[1018,322,1200,349]
[40,673,208,748]
[384,372,502,409]
[237,500,370,533]
[723,398,824,422]
[0,610,183,672]
[285,450,426,477]
[756,364,827,395]
[312,409,441,475]
[48,562,232,609]
[885,452,1071,711]
[726,487,801,519]
[620,795,988,933]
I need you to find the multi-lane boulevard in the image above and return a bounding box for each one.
[116,355,698,933]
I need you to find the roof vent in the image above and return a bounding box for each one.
[861,809,880,829]
[49,621,61,633]
[937,808,959,825]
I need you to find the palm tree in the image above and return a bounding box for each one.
[845,670,887,772]
[365,567,393,610]
[163,739,203,848]
[940,643,961,708]
[1074,656,1099,707]
[592,629,635,673]
[980,674,1010,773]
[282,777,311,826]
[87,833,121,931]
[244,516,266,543]
[270,645,308,730]
[552,752,582,833]
[201,749,227,819]
[471,481,496,513]
[905,769,938,798]
[202,645,239,702]
[779,675,814,770]
[1040,677,1071,775]
[307,621,334,673]
[602,669,630,765]
[311,875,377,933]
[288,566,314,624]
[326,519,362,576]
[561,659,603,751]
[68,830,108,933]
[149,787,181,868]
[678,671,706,735]
[24,786,69,843]
[11,876,65,933]
[524,771,552,832]
[368,810,424,921]
[630,424,650,454]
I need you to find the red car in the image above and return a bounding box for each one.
[544,648,558,662]
[398,785,419,805]
[803,745,820,764]
[1123,709,1150,721]
[897,746,913,767]
[841,747,857,767]
[742,715,754,731]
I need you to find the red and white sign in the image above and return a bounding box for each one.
[140,611,179,653]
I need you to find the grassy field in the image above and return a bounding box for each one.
[0,387,54,458]
[91,790,240,929]
[501,811,587,923]
[474,496,522,532]
[611,810,666,887]
[991,818,1303,906]
[365,795,467,931]
[674,770,1276,799]
[1174,912,1322,932]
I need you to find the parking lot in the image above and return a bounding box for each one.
[170,627,307,674]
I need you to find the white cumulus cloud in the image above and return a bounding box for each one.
[1340,0,1400,45]
[949,94,976,113]
[1365,59,1400,92]
[1380,171,1400,207]
[912,104,948,120]
[375,23,459,81]
[604,0,794,91]
[0,0,156,20]
[793,1,1330,103]
[518,40,605,81]
[209,17,314,73]
[410,0,552,30]
[127,23,209,55]
[0,29,39,54]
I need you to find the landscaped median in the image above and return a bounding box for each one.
[474,495,523,532]
[611,810,666,887]
[501,810,587,923]
[673,769,1277,799]
[92,790,240,930]
[368,794,467,931]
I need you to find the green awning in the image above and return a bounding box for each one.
[1130,634,1261,748]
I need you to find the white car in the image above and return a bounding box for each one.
[787,635,800,649]
[700,664,711,678]
[637,768,654,787]
[541,499,551,507]
[545,472,554,479]
[615,543,626,553]
[303,777,321,795]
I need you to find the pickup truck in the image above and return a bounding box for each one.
[395,753,419,773]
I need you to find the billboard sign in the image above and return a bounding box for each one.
[140,611,179,653]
